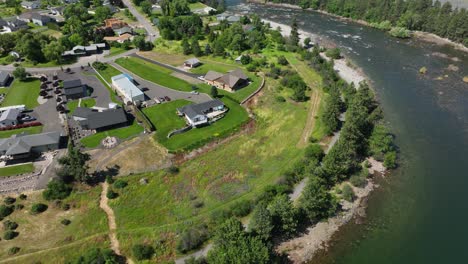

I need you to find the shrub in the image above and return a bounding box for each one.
[325,48,341,59]
[167,165,179,174]
[304,144,325,161]
[277,55,288,65]
[3,220,18,230]
[389,27,411,38]
[113,180,128,189]
[106,175,115,184]
[246,64,257,72]
[384,151,397,169]
[43,180,72,201]
[4,197,16,205]
[349,175,367,188]
[31,203,48,214]
[62,203,71,211]
[370,20,392,31]
[19,194,27,200]
[275,96,286,102]
[132,244,154,260]
[8,247,20,255]
[92,62,108,71]
[230,200,252,217]
[106,190,119,199]
[342,184,355,202]
[176,226,209,253]
[15,204,24,210]
[61,219,71,226]
[0,205,14,218]
[3,230,19,240]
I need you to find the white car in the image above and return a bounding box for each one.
[190,91,199,95]
[154,98,161,104]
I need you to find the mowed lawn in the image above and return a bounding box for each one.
[143,97,249,152]
[1,78,40,109]
[80,119,144,148]
[93,64,122,104]
[0,163,34,177]
[115,57,193,91]
[0,126,43,138]
[67,98,96,114]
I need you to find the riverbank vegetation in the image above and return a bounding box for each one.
[267,0,468,46]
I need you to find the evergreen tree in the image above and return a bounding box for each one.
[191,38,202,56]
[290,18,300,46]
[181,38,191,55]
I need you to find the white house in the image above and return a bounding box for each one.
[0,108,20,127]
[177,99,226,127]
[111,74,145,104]
[21,1,41,9]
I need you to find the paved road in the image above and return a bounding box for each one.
[122,0,159,40]
[132,54,202,79]
[110,62,211,104]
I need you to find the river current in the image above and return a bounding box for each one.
[227,1,468,263]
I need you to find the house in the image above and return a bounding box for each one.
[192,6,216,15]
[31,13,53,26]
[21,1,41,9]
[0,108,20,127]
[0,71,12,87]
[73,107,128,132]
[62,43,107,57]
[184,58,201,68]
[204,69,249,92]
[103,33,133,43]
[4,19,28,32]
[114,26,133,36]
[50,6,65,16]
[104,18,128,29]
[177,99,226,127]
[17,12,35,23]
[0,131,61,160]
[111,74,145,104]
[63,79,87,100]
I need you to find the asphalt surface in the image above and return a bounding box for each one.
[121,0,160,40]
[132,54,202,79]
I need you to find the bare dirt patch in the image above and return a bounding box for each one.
[297,89,321,148]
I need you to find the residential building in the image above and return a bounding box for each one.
[63,79,87,100]
[204,69,249,92]
[0,108,20,127]
[4,19,28,32]
[73,107,128,132]
[184,58,201,68]
[0,131,62,160]
[50,6,65,16]
[103,33,133,43]
[17,12,35,23]
[114,26,133,36]
[104,18,128,29]
[21,1,41,9]
[31,13,53,26]
[62,43,107,57]
[111,74,145,104]
[0,71,11,87]
[177,99,226,127]
[193,6,216,15]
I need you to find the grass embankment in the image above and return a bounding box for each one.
[188,2,207,10]
[67,98,96,114]
[105,46,133,58]
[0,126,43,138]
[92,64,122,104]
[0,187,109,262]
[80,119,144,148]
[0,78,40,109]
[0,163,34,177]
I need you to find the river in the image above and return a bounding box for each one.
[226,1,468,263]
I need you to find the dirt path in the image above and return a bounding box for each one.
[297,89,321,147]
[99,182,134,264]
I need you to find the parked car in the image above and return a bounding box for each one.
[19,115,36,122]
[190,91,199,95]
[154,98,161,104]
[159,97,165,102]
[164,96,171,101]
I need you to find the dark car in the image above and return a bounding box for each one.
[159,97,165,102]
[164,96,171,101]
[19,115,36,122]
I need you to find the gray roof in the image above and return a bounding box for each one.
[0,19,7,27]
[115,26,132,35]
[79,108,128,130]
[204,71,224,81]
[64,79,82,89]
[185,58,201,65]
[72,107,95,118]
[31,14,52,23]
[0,72,10,83]
[204,69,248,88]
[0,131,61,156]
[177,99,224,119]
[63,79,86,96]
[0,108,20,123]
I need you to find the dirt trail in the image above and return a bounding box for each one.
[100,182,135,264]
[297,89,321,147]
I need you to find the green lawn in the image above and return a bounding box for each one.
[0,163,34,177]
[115,57,194,91]
[80,119,144,148]
[189,2,207,10]
[0,126,43,139]
[0,78,40,109]
[105,46,133,58]
[92,64,122,104]
[67,98,96,114]
[143,97,250,152]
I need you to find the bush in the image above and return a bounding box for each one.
[0,205,14,218]
[61,219,71,226]
[342,184,355,202]
[15,204,24,210]
[3,220,18,230]
[325,48,341,59]
[384,151,397,169]
[167,166,179,174]
[113,180,128,189]
[277,55,288,65]
[19,194,27,200]
[230,200,252,217]
[106,190,119,199]
[92,61,107,71]
[106,175,115,184]
[31,203,48,214]
[43,180,72,201]
[3,230,19,240]
[349,175,367,188]
[132,244,154,260]
[176,226,209,253]
[246,64,257,72]
[8,247,20,255]
[389,27,411,38]
[370,20,392,31]
[62,203,71,211]
[4,197,16,205]
[275,96,286,102]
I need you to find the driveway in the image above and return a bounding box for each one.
[121,0,159,40]
[109,62,212,104]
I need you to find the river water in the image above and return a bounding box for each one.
[227,1,468,263]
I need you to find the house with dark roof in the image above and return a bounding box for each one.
[184,58,201,68]
[4,19,28,32]
[204,69,249,92]
[62,43,107,57]
[0,109,20,127]
[0,72,12,87]
[0,131,62,160]
[114,26,133,36]
[73,107,128,132]
[31,13,53,26]
[63,79,87,100]
[21,1,41,9]
[177,99,226,127]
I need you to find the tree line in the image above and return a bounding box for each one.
[268,0,468,46]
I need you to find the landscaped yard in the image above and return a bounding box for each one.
[80,119,144,148]
[188,2,207,10]
[92,64,122,104]
[0,126,43,138]
[67,98,96,114]
[143,97,249,152]
[0,163,34,177]
[0,78,40,109]
[106,46,133,58]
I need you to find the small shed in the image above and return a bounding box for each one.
[184,58,202,68]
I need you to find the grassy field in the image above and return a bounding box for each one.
[189,2,208,10]
[67,98,96,114]
[80,119,144,148]
[92,64,122,104]
[111,78,310,260]
[0,78,40,109]
[0,126,43,138]
[115,57,194,92]
[0,163,34,177]
[143,97,250,152]
[0,187,109,262]
[106,46,133,58]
